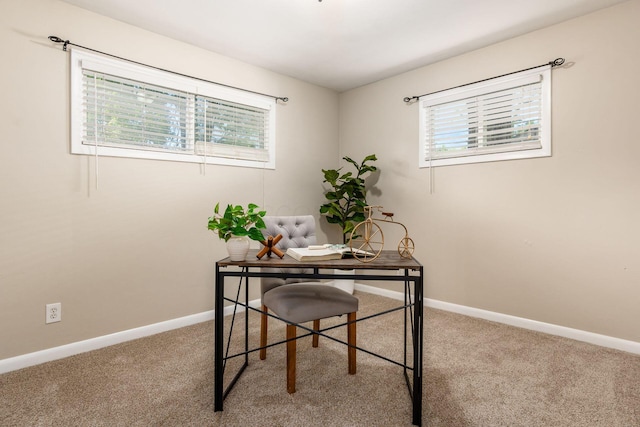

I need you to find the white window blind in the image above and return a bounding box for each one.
[419,66,551,168]
[83,71,194,153]
[195,97,270,162]
[71,49,276,169]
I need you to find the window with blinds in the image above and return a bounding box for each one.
[83,71,193,153]
[71,49,275,168]
[194,98,270,162]
[419,66,551,168]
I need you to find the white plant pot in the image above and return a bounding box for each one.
[226,235,250,261]
[330,268,355,294]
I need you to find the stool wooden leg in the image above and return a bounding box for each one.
[260,305,268,360]
[286,324,296,393]
[312,319,320,347]
[347,312,356,375]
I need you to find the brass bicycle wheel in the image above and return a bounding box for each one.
[350,220,384,262]
[398,236,415,258]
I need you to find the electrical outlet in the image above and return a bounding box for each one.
[46,303,61,324]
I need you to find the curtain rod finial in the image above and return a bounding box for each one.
[49,35,70,51]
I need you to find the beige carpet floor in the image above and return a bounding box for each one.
[1,292,639,426]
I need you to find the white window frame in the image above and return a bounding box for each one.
[70,49,276,169]
[419,66,551,168]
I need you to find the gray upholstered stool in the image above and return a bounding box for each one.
[263,283,359,394]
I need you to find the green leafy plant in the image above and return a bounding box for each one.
[207,203,266,242]
[320,154,378,244]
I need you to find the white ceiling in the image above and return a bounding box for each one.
[60,0,627,92]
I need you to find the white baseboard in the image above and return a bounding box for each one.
[2,286,637,374]
[354,283,640,355]
[0,302,266,375]
[0,310,210,374]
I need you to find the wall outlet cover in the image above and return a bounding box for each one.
[46,303,61,324]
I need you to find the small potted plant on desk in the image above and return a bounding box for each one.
[208,203,266,261]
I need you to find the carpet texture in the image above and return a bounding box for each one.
[1,292,638,426]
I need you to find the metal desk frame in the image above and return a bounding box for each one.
[214,250,424,426]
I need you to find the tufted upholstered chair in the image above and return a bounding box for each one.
[260,215,358,394]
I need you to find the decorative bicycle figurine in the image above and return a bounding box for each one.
[349,205,415,262]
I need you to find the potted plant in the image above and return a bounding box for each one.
[320,154,377,294]
[320,154,378,244]
[208,203,267,261]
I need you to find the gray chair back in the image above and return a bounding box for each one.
[260,215,317,299]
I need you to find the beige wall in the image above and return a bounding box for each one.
[2,0,639,363]
[0,0,339,359]
[339,0,640,342]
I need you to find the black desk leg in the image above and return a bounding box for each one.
[413,267,424,426]
[214,264,224,411]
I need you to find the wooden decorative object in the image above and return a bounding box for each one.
[256,234,285,259]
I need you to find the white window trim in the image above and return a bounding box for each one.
[419,66,551,168]
[70,49,276,169]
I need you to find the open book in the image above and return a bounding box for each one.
[286,244,372,262]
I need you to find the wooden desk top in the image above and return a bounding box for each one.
[217,250,422,271]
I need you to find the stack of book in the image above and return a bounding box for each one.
[285,244,372,261]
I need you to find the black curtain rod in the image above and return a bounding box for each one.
[403,57,565,103]
[48,36,289,103]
